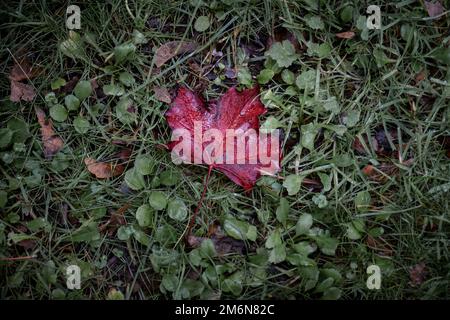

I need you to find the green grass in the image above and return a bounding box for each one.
[0,0,449,300]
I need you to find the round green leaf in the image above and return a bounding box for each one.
[160,170,180,186]
[135,154,153,175]
[7,118,30,144]
[312,194,328,208]
[119,72,135,87]
[296,213,313,236]
[283,174,303,195]
[0,191,8,208]
[116,97,137,125]
[114,43,136,64]
[0,128,13,148]
[257,69,275,84]
[149,191,168,211]
[355,191,371,212]
[51,78,66,90]
[73,116,90,134]
[275,198,289,225]
[340,6,353,23]
[103,83,125,96]
[64,94,80,111]
[281,69,295,84]
[136,204,153,227]
[124,168,145,190]
[167,199,188,221]
[194,16,210,32]
[296,70,316,90]
[49,104,68,122]
[74,80,92,100]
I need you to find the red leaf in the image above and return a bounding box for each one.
[165,86,281,190]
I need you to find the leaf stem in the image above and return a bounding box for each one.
[184,165,214,242]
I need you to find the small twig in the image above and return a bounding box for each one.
[184,165,214,242]
[0,255,36,262]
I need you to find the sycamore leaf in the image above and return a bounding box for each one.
[165,86,281,190]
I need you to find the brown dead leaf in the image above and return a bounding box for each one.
[154,41,197,68]
[99,203,130,235]
[10,81,36,102]
[415,71,426,84]
[84,157,125,179]
[267,27,302,53]
[9,56,41,82]
[409,262,427,287]
[424,1,445,18]
[114,148,132,163]
[336,31,355,39]
[35,108,64,159]
[187,222,246,255]
[362,163,399,182]
[9,55,40,102]
[153,86,172,104]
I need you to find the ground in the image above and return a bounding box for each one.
[0,0,449,300]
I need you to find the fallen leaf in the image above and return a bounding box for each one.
[10,81,35,102]
[187,222,246,255]
[266,28,302,53]
[99,204,130,235]
[114,148,132,163]
[415,71,426,84]
[424,1,445,18]
[165,86,281,190]
[153,86,172,104]
[335,31,355,39]
[35,108,64,159]
[409,262,427,287]
[58,75,79,93]
[8,56,41,82]
[84,157,125,179]
[362,163,398,182]
[154,41,197,68]
[9,55,40,102]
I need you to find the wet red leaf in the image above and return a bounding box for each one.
[165,86,280,190]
